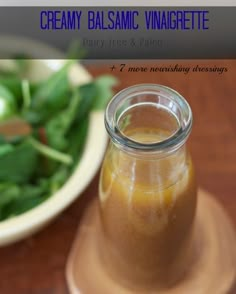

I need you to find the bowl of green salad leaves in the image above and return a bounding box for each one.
[0,39,117,246]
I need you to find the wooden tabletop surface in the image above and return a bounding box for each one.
[0,60,235,294]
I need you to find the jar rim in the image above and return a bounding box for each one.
[105,84,193,152]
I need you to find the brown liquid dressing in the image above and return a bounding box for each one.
[99,128,197,290]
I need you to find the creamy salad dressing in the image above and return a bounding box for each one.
[99,127,197,289]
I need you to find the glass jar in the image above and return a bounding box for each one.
[98,84,197,290]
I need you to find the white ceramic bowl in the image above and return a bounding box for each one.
[0,39,107,246]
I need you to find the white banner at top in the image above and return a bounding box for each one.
[0,0,235,6]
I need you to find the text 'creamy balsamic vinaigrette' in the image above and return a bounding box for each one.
[98,84,197,290]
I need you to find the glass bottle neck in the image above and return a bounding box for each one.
[105,84,192,155]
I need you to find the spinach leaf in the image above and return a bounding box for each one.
[0,85,17,121]
[73,83,97,124]
[5,197,43,218]
[13,57,29,74]
[0,77,38,106]
[0,144,14,156]
[0,177,51,220]
[0,185,47,220]
[49,165,70,193]
[92,75,118,110]
[67,40,87,59]
[30,62,74,123]
[45,87,81,151]
[0,141,38,184]
[67,116,89,166]
[0,77,22,100]
[0,183,20,207]
[4,196,45,217]
[0,183,21,220]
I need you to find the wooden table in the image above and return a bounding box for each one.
[0,60,235,294]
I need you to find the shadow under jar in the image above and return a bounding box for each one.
[98,84,197,291]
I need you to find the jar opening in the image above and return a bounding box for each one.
[117,103,180,145]
[105,84,192,152]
